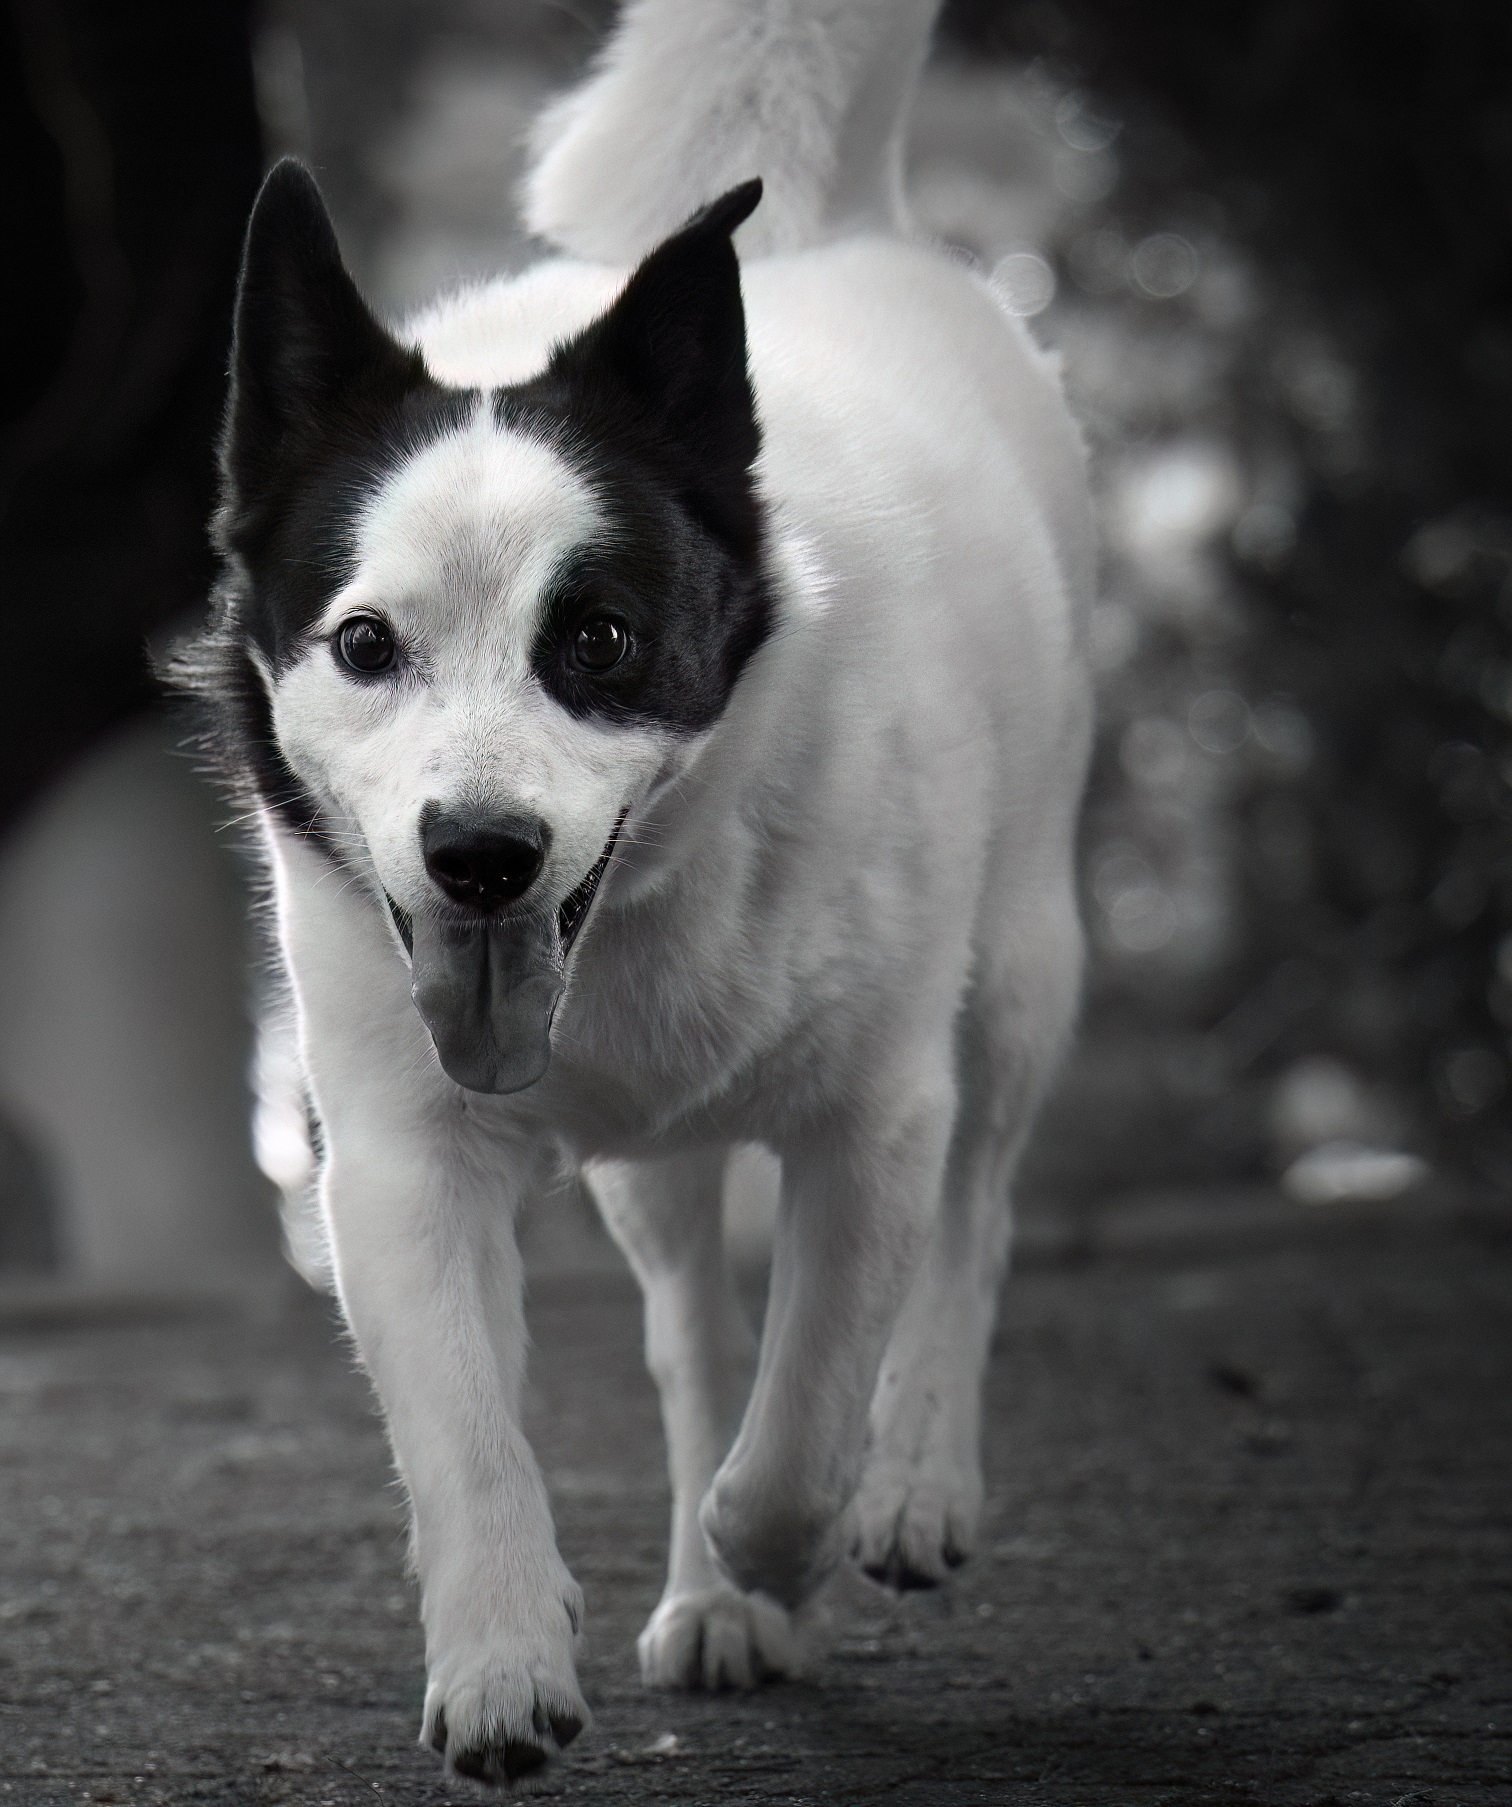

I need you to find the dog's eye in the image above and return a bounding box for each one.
[335,615,397,675]
[572,616,628,673]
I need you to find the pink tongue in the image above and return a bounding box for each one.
[409,912,564,1094]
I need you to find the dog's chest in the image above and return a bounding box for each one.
[513,837,886,1155]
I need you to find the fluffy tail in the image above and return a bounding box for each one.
[523,0,941,263]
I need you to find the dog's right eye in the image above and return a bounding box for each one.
[335,615,397,676]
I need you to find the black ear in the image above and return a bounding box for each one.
[550,179,764,556]
[224,160,424,517]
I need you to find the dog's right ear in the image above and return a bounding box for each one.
[544,179,764,561]
[224,160,425,516]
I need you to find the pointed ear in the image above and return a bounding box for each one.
[223,160,424,515]
[551,179,764,553]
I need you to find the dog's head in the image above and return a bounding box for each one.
[184,161,769,1094]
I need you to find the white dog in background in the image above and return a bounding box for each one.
[172,0,1093,1785]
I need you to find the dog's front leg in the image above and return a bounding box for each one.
[280,854,585,1787]
[322,1123,587,1783]
[700,1088,954,1607]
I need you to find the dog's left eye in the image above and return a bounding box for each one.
[572,616,629,673]
[335,615,397,675]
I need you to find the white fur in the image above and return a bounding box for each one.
[260,0,1094,1779]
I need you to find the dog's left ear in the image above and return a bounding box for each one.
[551,179,764,556]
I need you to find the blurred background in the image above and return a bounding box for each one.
[2,0,1508,1296]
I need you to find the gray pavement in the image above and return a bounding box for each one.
[2,1199,1510,1806]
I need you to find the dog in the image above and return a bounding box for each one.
[170,0,1094,1785]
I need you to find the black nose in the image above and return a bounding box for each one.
[421,808,550,912]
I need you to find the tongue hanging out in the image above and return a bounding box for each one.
[405,814,625,1094]
[409,912,565,1095]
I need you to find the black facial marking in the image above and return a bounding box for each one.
[529,530,769,733]
[227,367,473,688]
[509,178,774,735]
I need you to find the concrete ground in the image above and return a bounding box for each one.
[2,1195,1509,1807]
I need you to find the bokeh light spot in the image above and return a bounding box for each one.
[990,250,1056,318]
[1188,690,1252,755]
[1053,91,1121,153]
[1437,1047,1507,1116]
[1130,232,1199,299]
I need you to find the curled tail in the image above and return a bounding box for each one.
[524,0,941,262]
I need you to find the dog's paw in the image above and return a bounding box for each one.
[699,1464,848,1609]
[422,1660,587,1787]
[421,1576,588,1788]
[849,1458,983,1590]
[638,1585,795,1691]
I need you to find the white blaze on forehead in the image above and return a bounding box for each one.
[323,402,603,653]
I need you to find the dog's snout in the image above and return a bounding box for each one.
[421,808,550,912]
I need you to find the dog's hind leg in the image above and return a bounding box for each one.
[587,1149,795,1689]
[852,903,1084,1589]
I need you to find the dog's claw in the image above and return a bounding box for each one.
[430,1700,583,1787]
[451,1738,548,1785]
[850,1461,982,1591]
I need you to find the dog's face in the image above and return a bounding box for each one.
[194,163,770,1092]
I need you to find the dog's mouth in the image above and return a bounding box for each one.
[388,810,626,1096]
[387,894,414,953]
[557,809,626,955]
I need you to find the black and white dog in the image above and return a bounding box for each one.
[173,0,1093,1785]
